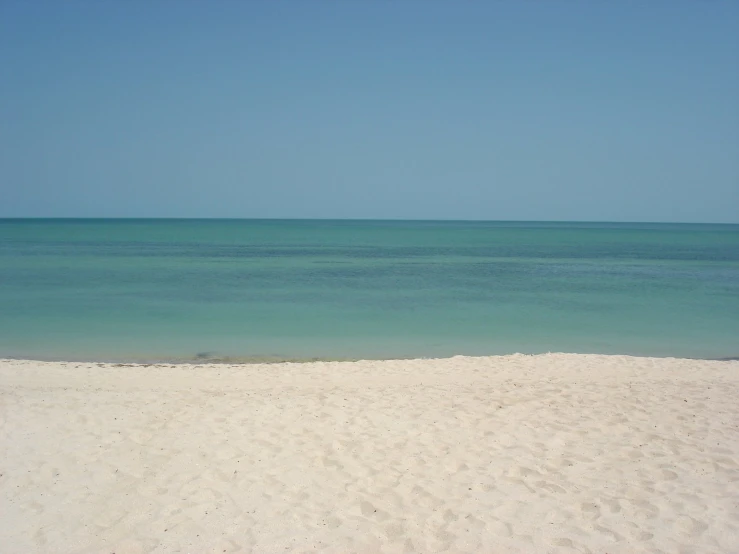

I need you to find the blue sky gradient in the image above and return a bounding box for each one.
[1,1,737,222]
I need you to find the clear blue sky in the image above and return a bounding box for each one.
[1,1,737,222]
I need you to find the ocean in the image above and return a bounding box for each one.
[0,219,737,362]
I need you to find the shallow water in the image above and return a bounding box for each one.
[1,219,737,361]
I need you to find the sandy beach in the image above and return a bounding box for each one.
[1,354,738,553]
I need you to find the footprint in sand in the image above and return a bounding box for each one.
[674,515,708,537]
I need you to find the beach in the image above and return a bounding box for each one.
[1,354,738,553]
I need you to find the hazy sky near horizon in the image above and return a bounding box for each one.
[1,1,738,222]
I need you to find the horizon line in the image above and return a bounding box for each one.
[0,217,738,226]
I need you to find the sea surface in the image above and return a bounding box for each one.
[0,219,737,362]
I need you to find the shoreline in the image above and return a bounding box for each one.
[2,353,738,552]
[2,350,739,366]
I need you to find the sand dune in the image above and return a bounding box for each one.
[1,354,738,553]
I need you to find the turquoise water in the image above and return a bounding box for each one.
[0,219,737,362]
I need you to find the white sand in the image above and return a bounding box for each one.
[1,354,738,553]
